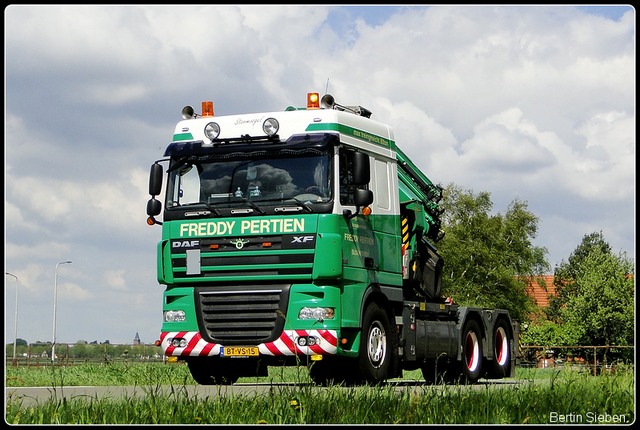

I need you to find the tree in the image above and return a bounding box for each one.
[548,231,612,320]
[70,341,90,359]
[520,316,584,347]
[557,245,634,347]
[525,232,634,353]
[437,184,550,322]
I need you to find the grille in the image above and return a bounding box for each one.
[171,234,315,280]
[195,285,290,345]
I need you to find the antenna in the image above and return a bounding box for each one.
[325,78,330,95]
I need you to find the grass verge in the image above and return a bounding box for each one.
[6,363,635,424]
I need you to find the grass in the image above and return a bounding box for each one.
[5,363,635,424]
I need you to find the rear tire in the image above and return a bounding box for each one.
[487,318,512,378]
[459,319,483,384]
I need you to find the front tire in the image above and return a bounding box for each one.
[358,302,393,384]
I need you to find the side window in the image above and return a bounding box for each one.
[177,164,201,205]
[339,147,368,205]
[374,159,390,210]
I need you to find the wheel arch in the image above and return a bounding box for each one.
[360,283,402,327]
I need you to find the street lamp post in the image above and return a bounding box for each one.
[52,261,72,363]
[6,272,19,366]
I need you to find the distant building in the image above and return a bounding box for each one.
[133,332,141,345]
[524,275,556,308]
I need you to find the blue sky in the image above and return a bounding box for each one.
[4,5,635,345]
[332,5,633,31]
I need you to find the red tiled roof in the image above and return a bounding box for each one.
[524,275,556,308]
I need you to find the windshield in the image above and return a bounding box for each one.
[166,151,332,210]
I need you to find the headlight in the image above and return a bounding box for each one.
[164,310,186,322]
[262,118,279,136]
[297,335,318,346]
[171,338,188,348]
[298,307,335,321]
[204,122,220,140]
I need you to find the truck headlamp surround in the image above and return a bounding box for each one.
[262,118,279,136]
[204,122,220,140]
[298,307,335,321]
[164,310,186,322]
[297,335,318,346]
[171,337,188,348]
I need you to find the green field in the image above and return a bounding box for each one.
[5,363,635,424]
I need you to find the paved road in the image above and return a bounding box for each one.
[6,379,525,407]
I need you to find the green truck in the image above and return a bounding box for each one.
[146,93,518,385]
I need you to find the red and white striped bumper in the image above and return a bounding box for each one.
[160,330,338,357]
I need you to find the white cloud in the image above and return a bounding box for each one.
[9,176,74,221]
[5,201,40,233]
[572,110,635,200]
[459,108,557,173]
[105,269,128,291]
[59,282,92,301]
[79,83,150,106]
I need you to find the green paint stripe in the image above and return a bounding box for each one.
[172,132,194,141]
[305,123,394,148]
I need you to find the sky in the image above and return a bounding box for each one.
[4,5,635,346]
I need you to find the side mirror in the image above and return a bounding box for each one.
[344,188,374,220]
[149,163,163,196]
[351,152,370,185]
[147,198,162,217]
[354,188,374,207]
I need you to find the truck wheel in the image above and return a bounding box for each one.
[487,318,511,378]
[187,358,239,385]
[460,319,483,384]
[358,302,392,384]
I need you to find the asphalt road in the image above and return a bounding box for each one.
[6,379,524,407]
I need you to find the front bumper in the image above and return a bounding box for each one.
[161,329,338,357]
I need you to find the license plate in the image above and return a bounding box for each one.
[221,346,259,357]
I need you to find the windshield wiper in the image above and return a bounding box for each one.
[259,196,314,213]
[202,201,222,216]
[241,198,266,214]
[290,197,313,213]
[179,202,222,217]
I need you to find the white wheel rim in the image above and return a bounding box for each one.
[495,326,509,366]
[368,322,386,368]
[465,331,480,372]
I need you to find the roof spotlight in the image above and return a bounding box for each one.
[204,122,220,140]
[262,118,279,136]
